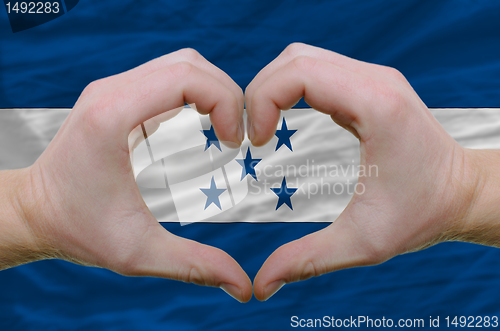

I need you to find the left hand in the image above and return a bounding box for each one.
[9,49,252,302]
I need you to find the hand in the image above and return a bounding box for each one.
[6,49,252,302]
[246,43,488,301]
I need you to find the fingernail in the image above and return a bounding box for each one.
[237,118,245,144]
[220,283,244,303]
[263,280,286,301]
[247,117,255,142]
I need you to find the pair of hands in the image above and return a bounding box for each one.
[13,43,483,302]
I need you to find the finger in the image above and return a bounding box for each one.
[245,43,378,114]
[105,49,244,112]
[248,56,373,146]
[253,213,378,301]
[119,222,252,303]
[84,62,243,147]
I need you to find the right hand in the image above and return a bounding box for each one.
[246,43,484,301]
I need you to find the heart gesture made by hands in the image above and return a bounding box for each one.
[4,43,496,303]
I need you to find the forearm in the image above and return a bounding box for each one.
[455,148,500,247]
[0,168,43,269]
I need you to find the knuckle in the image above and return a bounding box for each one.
[111,248,142,276]
[82,92,118,132]
[361,233,393,265]
[370,82,407,120]
[285,42,308,57]
[185,266,204,285]
[177,48,201,62]
[299,260,322,281]
[292,55,317,72]
[81,78,107,98]
[176,244,211,286]
[379,84,404,107]
[176,262,209,286]
[168,61,194,80]
[380,65,407,83]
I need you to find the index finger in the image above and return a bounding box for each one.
[90,49,244,113]
[119,49,245,112]
[247,55,374,146]
[79,61,244,148]
[245,43,379,114]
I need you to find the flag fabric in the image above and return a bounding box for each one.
[4,1,500,330]
[134,107,248,225]
[134,106,364,224]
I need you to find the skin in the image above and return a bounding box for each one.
[0,49,252,303]
[246,43,500,300]
[1,43,499,303]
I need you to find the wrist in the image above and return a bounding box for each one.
[0,167,47,269]
[451,148,500,247]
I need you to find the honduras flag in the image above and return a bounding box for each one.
[134,106,369,225]
[133,106,248,225]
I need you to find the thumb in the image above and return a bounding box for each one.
[253,212,381,301]
[116,222,253,303]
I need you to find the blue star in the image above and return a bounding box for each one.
[270,177,297,210]
[201,125,221,151]
[200,176,226,210]
[236,148,261,181]
[275,118,297,151]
